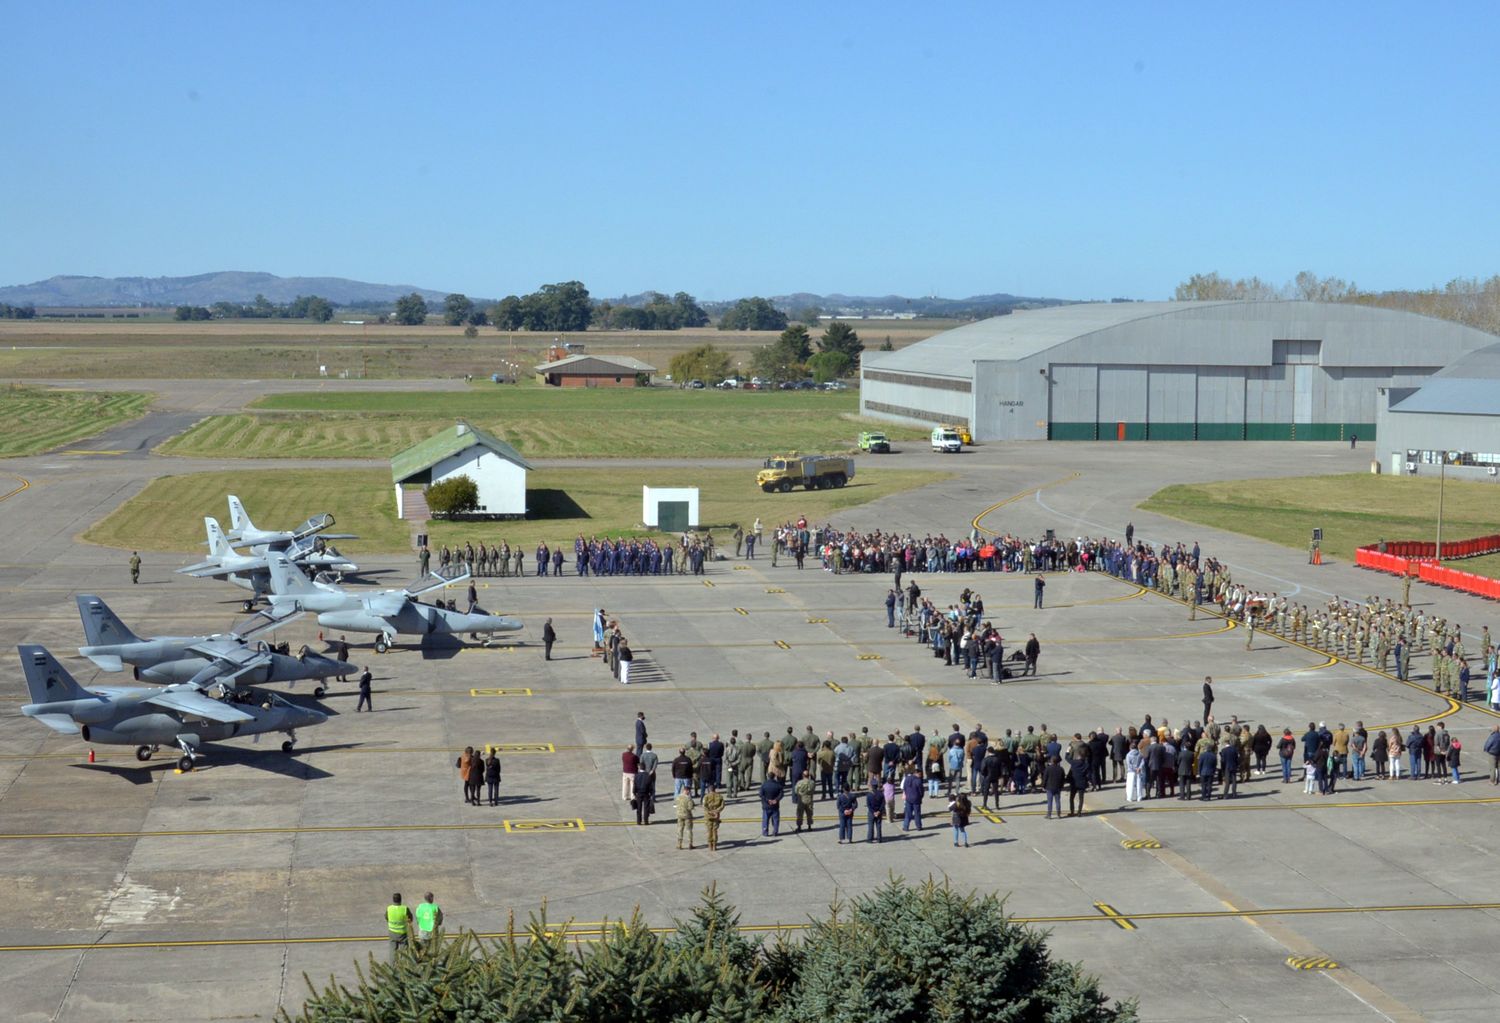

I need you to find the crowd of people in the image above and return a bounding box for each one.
[614,714,1500,847]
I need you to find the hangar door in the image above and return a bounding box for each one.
[1147,368,1197,440]
[1047,364,1098,440]
[1097,366,1148,440]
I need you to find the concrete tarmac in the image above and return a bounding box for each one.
[0,401,1497,1021]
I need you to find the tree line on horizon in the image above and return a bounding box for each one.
[1175,270,1500,335]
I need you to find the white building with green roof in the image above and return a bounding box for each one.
[391,421,532,520]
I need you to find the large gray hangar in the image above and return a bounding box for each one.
[1376,342,1500,479]
[859,301,1499,442]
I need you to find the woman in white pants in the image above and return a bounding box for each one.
[1124,744,1145,802]
[1387,728,1403,780]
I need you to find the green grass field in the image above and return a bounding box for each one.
[158,388,930,460]
[0,386,151,457]
[1142,473,1500,575]
[84,466,949,554]
[0,319,951,379]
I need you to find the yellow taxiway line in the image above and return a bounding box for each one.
[3,899,1499,953]
[5,794,1494,842]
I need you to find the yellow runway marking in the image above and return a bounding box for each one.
[921,698,952,707]
[469,687,532,696]
[1287,955,1340,970]
[734,607,749,615]
[806,617,829,623]
[1121,837,1162,849]
[971,472,1081,536]
[0,473,28,502]
[503,818,585,833]
[856,653,882,660]
[4,901,1497,953]
[1093,902,1137,931]
[774,639,790,649]
[824,680,844,693]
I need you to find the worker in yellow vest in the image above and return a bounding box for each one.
[386,892,413,960]
[414,892,444,951]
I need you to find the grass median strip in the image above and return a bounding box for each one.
[84,466,947,553]
[159,388,929,460]
[1142,473,1500,575]
[0,386,151,457]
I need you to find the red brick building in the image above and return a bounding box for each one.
[533,354,657,388]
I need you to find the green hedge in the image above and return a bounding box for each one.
[283,880,1135,1023]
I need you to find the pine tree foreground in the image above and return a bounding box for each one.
[283,879,1135,1023]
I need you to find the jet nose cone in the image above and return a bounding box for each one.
[303,707,329,725]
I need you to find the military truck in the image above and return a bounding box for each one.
[858,431,890,453]
[757,453,855,492]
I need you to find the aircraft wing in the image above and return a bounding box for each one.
[227,606,304,643]
[177,559,229,577]
[146,689,255,723]
[404,566,469,597]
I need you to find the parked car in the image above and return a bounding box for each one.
[716,378,739,389]
[687,379,705,389]
[823,380,850,391]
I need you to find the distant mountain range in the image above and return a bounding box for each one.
[0,271,1084,317]
[0,272,448,307]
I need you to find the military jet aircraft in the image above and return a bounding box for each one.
[20,645,327,772]
[180,519,359,606]
[76,595,347,696]
[225,495,356,549]
[265,553,523,652]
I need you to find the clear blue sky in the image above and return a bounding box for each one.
[5,1,1498,302]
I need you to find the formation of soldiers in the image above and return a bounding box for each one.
[418,533,718,579]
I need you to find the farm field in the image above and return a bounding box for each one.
[158,388,930,460]
[0,319,951,380]
[1142,472,1500,575]
[0,386,151,457]
[82,466,950,554]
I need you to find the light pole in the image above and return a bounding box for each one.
[1436,455,1447,562]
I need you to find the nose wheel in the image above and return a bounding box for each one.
[135,744,157,762]
[313,686,326,697]
[282,731,297,753]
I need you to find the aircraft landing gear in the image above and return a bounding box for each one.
[375,633,394,654]
[282,732,297,753]
[242,599,256,613]
[135,744,156,762]
[176,738,201,772]
[313,686,326,698]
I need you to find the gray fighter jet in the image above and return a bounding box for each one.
[76,595,347,696]
[179,518,359,603]
[225,495,357,549]
[20,645,327,771]
[264,553,523,652]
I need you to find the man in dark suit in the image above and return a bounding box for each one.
[1219,740,1240,798]
[542,618,557,661]
[1197,745,1218,801]
[634,712,648,756]
[1202,676,1215,722]
[707,733,725,789]
[865,781,885,843]
[1034,575,1046,609]
[759,775,783,837]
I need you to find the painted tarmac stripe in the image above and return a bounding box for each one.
[2,901,1497,953]
[4,795,1494,841]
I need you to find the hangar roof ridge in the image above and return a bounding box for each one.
[1387,340,1500,417]
[862,300,1498,377]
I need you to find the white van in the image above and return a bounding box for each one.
[931,427,963,453]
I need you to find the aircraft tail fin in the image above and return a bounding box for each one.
[205,517,234,558]
[76,594,140,646]
[19,645,91,704]
[266,553,318,596]
[227,495,252,535]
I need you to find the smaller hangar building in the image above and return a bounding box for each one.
[1377,342,1500,479]
[534,354,656,388]
[391,420,532,519]
[860,301,1499,442]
